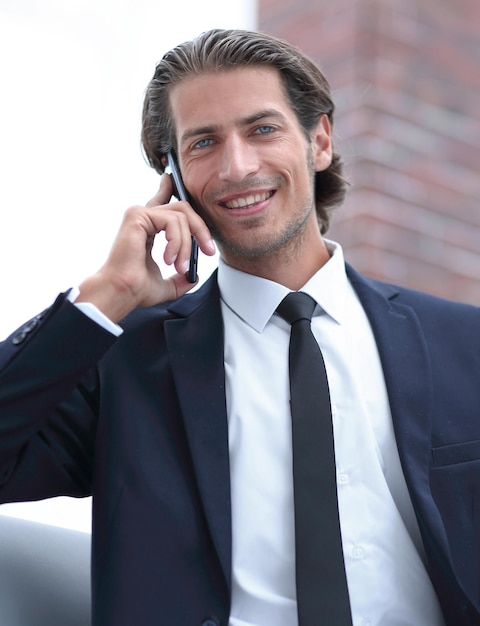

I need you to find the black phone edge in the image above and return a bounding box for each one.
[166,151,199,284]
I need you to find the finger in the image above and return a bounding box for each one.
[145,172,174,208]
[162,212,188,266]
[145,195,216,261]
[166,208,216,268]
[167,213,201,277]
[152,270,198,305]
[188,216,216,257]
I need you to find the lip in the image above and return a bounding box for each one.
[217,189,275,216]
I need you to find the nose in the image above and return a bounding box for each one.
[218,135,260,183]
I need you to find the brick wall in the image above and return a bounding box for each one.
[259,0,480,303]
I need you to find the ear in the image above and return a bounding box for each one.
[311,114,332,172]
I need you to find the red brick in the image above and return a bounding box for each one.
[259,0,480,303]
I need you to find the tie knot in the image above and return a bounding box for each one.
[276,292,316,325]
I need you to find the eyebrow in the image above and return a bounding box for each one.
[179,109,286,145]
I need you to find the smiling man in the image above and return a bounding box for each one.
[167,66,331,280]
[1,28,480,626]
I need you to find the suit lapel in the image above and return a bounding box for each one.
[346,265,450,552]
[162,264,457,599]
[346,266,480,616]
[164,274,232,590]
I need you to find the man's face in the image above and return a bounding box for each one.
[169,66,332,267]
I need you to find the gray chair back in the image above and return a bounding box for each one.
[0,515,91,625]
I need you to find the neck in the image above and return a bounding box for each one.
[219,232,331,291]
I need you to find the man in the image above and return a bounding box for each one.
[0,28,479,626]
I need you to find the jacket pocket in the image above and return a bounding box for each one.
[432,440,480,468]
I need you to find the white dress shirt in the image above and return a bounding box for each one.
[72,242,445,625]
[218,241,445,626]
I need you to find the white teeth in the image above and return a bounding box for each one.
[225,192,271,209]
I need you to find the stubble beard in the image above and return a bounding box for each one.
[197,152,318,263]
[209,203,314,262]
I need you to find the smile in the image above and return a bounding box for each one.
[223,191,274,209]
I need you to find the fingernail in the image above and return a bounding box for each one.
[208,239,216,252]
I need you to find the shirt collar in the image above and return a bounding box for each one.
[217,239,349,333]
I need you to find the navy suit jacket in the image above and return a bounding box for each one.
[1,265,480,625]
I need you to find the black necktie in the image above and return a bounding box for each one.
[277,291,352,626]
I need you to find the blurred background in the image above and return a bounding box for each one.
[260,0,480,302]
[0,0,479,531]
[0,0,254,532]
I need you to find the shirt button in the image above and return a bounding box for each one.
[337,471,349,485]
[352,544,365,559]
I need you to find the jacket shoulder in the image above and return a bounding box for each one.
[346,264,480,349]
[347,263,480,317]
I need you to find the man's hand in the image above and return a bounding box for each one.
[76,174,216,322]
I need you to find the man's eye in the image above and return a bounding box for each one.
[193,138,213,149]
[255,125,275,135]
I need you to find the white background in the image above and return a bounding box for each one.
[0,0,255,532]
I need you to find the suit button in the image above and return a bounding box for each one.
[201,620,219,626]
[11,315,41,345]
[23,318,39,332]
[12,331,27,345]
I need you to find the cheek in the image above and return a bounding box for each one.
[182,166,209,204]
[288,166,311,192]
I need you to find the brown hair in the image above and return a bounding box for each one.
[141,28,347,233]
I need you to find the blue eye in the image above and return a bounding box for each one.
[193,137,213,149]
[255,125,275,135]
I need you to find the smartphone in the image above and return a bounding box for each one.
[166,151,199,283]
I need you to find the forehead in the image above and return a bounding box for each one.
[169,66,295,144]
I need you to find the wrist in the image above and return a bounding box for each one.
[76,273,138,323]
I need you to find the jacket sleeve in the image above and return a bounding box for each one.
[0,292,117,502]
